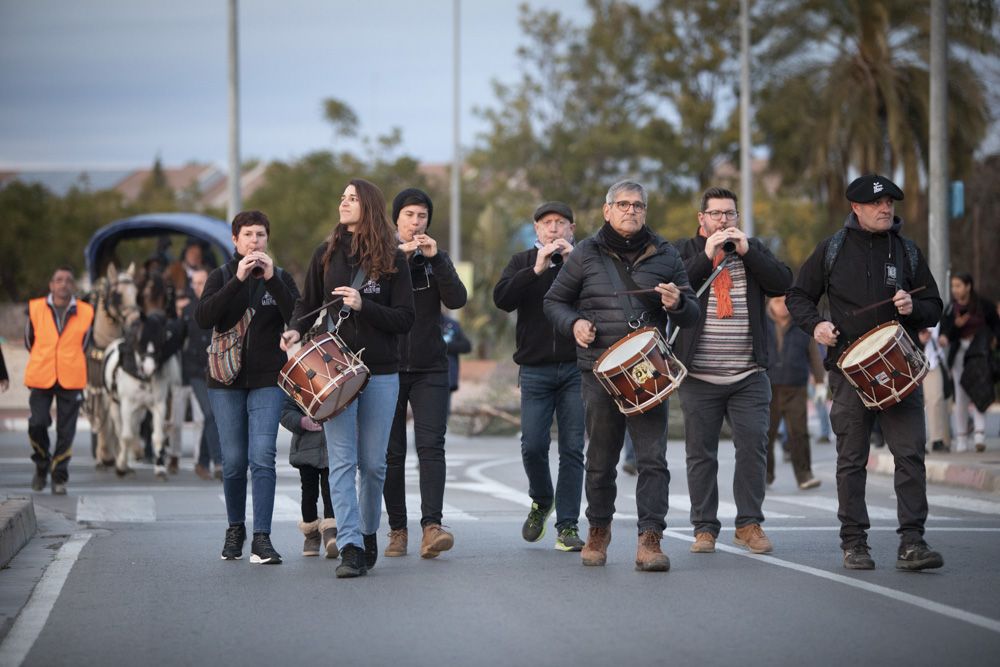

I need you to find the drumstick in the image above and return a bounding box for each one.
[296,296,344,323]
[614,288,659,296]
[851,286,926,316]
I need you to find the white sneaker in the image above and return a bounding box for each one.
[974,432,986,452]
[954,435,969,453]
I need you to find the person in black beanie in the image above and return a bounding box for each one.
[493,200,587,553]
[382,188,468,559]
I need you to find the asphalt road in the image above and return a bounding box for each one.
[1,423,999,666]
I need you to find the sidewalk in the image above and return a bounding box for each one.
[868,444,1000,495]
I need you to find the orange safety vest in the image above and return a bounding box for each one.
[24,297,94,390]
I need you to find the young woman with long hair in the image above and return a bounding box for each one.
[282,178,414,578]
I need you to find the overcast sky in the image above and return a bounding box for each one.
[0,0,587,170]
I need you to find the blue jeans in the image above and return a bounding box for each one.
[519,363,585,530]
[190,378,221,467]
[208,386,284,534]
[324,373,399,550]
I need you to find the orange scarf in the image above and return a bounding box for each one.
[699,227,733,318]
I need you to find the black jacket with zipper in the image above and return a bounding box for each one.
[398,250,467,374]
[493,248,577,366]
[291,237,414,375]
[195,254,300,389]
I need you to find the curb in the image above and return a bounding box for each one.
[0,496,37,569]
[868,451,1000,495]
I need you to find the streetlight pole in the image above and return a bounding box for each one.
[928,0,949,292]
[739,0,753,237]
[227,0,242,222]
[450,0,461,263]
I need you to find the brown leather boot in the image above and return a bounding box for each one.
[320,518,339,559]
[420,524,454,559]
[734,523,773,554]
[384,528,408,557]
[635,530,670,572]
[690,532,716,554]
[298,519,321,557]
[581,525,611,566]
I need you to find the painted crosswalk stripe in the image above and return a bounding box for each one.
[77,495,156,523]
[384,494,478,522]
[926,495,1000,516]
[220,494,303,522]
[766,494,899,520]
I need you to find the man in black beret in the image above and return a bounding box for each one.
[493,200,587,553]
[786,174,944,571]
[383,187,468,561]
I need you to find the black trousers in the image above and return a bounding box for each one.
[767,384,813,485]
[580,373,670,534]
[299,465,333,523]
[29,385,83,484]
[384,371,451,529]
[829,373,928,549]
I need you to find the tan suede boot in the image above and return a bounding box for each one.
[420,524,454,559]
[635,530,670,572]
[385,528,408,557]
[299,519,321,557]
[733,523,773,554]
[319,518,339,559]
[581,525,611,566]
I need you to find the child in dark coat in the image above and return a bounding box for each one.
[280,396,337,557]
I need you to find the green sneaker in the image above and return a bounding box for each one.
[522,502,554,542]
[555,525,585,552]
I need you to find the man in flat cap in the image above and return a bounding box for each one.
[493,200,586,553]
[786,174,944,571]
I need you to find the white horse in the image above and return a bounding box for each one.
[103,312,178,479]
[83,262,140,468]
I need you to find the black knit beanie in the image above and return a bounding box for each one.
[392,188,434,228]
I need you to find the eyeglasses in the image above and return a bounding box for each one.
[703,209,739,221]
[612,200,646,213]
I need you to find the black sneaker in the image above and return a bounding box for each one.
[522,502,554,543]
[250,533,282,564]
[335,544,368,578]
[843,544,875,570]
[363,532,378,569]
[554,525,585,552]
[31,467,47,492]
[221,524,246,560]
[896,541,943,571]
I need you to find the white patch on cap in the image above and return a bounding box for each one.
[873,181,883,194]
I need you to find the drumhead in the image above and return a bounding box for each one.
[842,324,898,366]
[597,330,656,371]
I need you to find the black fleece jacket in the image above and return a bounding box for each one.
[785,213,942,371]
[493,248,578,366]
[195,255,300,389]
[543,226,700,371]
[398,250,467,373]
[672,233,792,368]
[291,238,414,375]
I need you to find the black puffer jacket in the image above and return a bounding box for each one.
[195,256,300,389]
[672,234,792,368]
[398,250,467,373]
[786,213,942,371]
[544,226,700,371]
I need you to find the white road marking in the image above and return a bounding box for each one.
[664,494,803,519]
[664,530,1000,635]
[220,494,302,522]
[76,495,155,523]
[0,532,93,667]
[925,495,1000,516]
[767,494,900,520]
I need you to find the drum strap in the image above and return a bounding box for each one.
[327,268,368,333]
[599,251,647,329]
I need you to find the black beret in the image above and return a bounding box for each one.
[392,188,433,228]
[532,201,574,224]
[846,174,904,203]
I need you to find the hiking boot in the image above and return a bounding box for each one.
[522,502,554,542]
[250,532,282,565]
[798,477,822,490]
[320,518,339,559]
[554,525,585,552]
[384,528,408,557]
[581,525,611,566]
[51,482,67,496]
[896,541,944,571]
[635,530,670,572]
[221,524,246,560]
[31,468,47,492]
[335,544,367,578]
[194,463,212,481]
[421,524,454,559]
[168,456,179,474]
[299,520,321,557]
[363,533,378,569]
[734,524,773,554]
[843,544,875,570]
[690,532,716,553]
